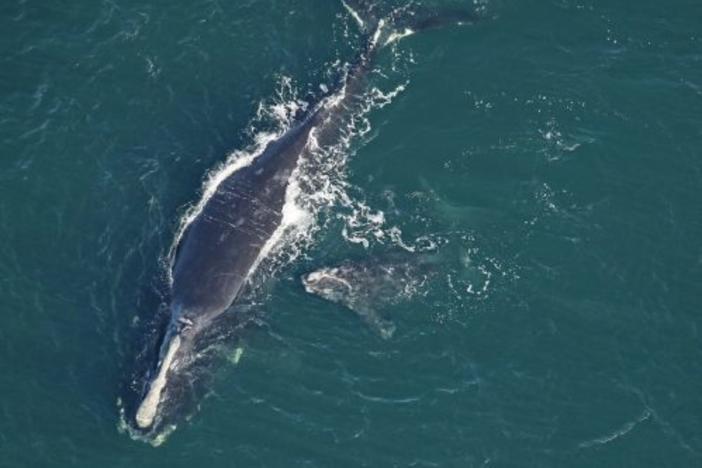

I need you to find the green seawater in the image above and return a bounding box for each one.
[1,1,701,466]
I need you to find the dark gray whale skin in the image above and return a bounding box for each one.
[129,4,478,440]
[172,119,314,322]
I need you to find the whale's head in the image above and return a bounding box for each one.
[301,268,355,304]
[123,302,247,445]
[131,314,204,441]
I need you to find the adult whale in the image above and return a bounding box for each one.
[131,2,478,439]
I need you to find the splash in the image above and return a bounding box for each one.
[117,398,177,447]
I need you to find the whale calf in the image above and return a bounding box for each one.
[129,2,478,442]
[302,254,437,338]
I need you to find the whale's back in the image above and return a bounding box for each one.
[171,119,314,317]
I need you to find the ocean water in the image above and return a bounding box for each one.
[1,0,701,466]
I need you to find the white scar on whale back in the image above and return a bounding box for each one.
[135,335,182,429]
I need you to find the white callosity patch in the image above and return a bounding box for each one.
[135,334,182,429]
[302,268,354,300]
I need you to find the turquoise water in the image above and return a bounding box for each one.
[1,0,701,466]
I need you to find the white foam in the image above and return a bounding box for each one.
[135,334,182,429]
[579,410,651,449]
[341,1,365,29]
[371,19,386,49]
[384,28,415,46]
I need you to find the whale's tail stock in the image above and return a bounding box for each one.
[342,0,480,47]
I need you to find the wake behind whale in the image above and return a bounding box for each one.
[122,2,479,445]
